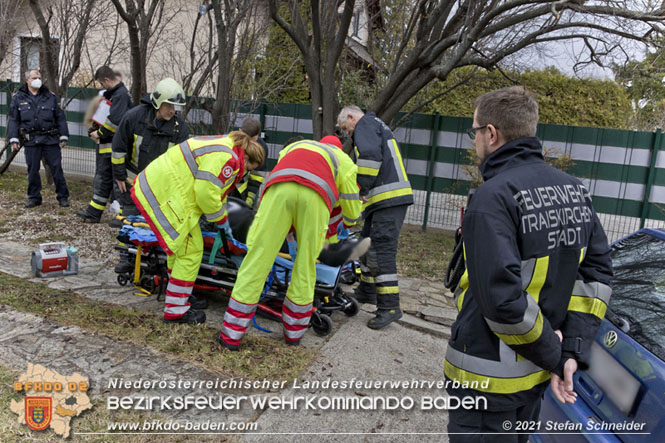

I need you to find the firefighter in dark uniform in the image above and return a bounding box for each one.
[76,66,132,223]
[338,105,413,329]
[444,86,613,442]
[7,69,70,208]
[230,117,270,208]
[111,77,189,216]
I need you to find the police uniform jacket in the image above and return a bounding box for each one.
[7,84,68,147]
[111,95,189,182]
[444,136,613,411]
[352,112,413,214]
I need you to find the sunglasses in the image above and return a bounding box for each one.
[466,124,498,140]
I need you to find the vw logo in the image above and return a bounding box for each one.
[604,330,618,348]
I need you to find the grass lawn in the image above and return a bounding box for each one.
[398,224,456,280]
[0,272,316,381]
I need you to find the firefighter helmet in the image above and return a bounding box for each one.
[150,78,185,109]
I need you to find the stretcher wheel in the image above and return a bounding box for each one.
[342,297,359,317]
[117,273,129,286]
[310,313,333,336]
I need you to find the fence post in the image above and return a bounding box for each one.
[259,102,267,135]
[640,129,662,228]
[422,112,440,232]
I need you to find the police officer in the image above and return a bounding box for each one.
[76,66,132,223]
[337,105,413,329]
[218,137,362,350]
[7,69,69,208]
[444,87,613,442]
[111,77,190,216]
[230,117,270,208]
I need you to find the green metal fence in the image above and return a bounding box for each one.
[2,80,664,241]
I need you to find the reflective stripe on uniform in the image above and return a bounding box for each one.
[103,118,118,132]
[485,294,544,345]
[282,311,311,326]
[221,325,245,340]
[283,297,313,313]
[166,281,194,295]
[388,139,408,182]
[223,311,252,328]
[567,280,611,319]
[524,256,549,302]
[375,273,398,283]
[285,141,339,177]
[266,168,338,207]
[376,285,399,294]
[228,297,257,314]
[137,173,180,241]
[165,295,188,305]
[366,181,412,205]
[111,150,125,164]
[340,192,359,200]
[444,342,549,394]
[196,170,224,189]
[164,305,189,315]
[205,204,227,221]
[99,143,112,154]
[284,328,307,340]
[89,200,105,211]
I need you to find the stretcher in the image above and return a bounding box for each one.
[113,198,361,336]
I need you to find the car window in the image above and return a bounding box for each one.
[609,231,665,361]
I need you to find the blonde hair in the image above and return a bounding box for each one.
[246,140,265,166]
[228,131,265,166]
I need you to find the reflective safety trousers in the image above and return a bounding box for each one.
[220,182,330,345]
[444,137,613,411]
[131,135,244,256]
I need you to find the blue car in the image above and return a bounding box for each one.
[534,228,665,442]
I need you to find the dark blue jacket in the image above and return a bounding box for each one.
[111,95,189,181]
[445,137,613,410]
[352,112,413,214]
[7,83,69,147]
[96,82,133,146]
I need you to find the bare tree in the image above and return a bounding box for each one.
[0,0,22,68]
[268,0,356,138]
[27,0,97,100]
[369,0,665,125]
[109,0,181,104]
[270,0,665,132]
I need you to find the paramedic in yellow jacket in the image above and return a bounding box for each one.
[218,137,362,350]
[131,132,265,324]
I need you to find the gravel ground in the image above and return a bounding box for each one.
[0,169,119,264]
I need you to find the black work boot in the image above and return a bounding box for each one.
[188,294,208,310]
[25,200,41,208]
[367,308,403,329]
[76,210,100,223]
[285,339,301,346]
[351,288,377,305]
[163,309,206,324]
[216,331,239,351]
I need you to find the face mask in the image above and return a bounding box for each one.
[30,79,42,89]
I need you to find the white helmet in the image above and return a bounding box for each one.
[150,78,185,109]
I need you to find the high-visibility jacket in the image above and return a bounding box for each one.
[131,135,245,255]
[351,112,413,213]
[112,96,189,182]
[444,137,613,411]
[262,140,362,230]
[96,82,132,154]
